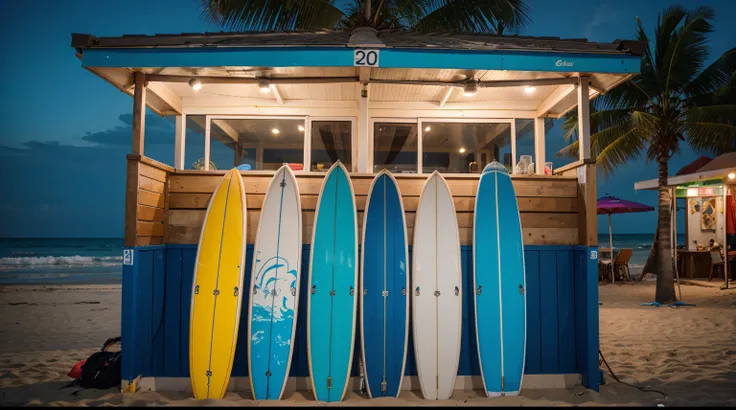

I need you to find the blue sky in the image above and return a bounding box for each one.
[0,0,734,237]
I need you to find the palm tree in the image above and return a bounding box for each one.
[200,0,530,34]
[558,6,736,303]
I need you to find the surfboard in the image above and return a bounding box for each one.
[412,171,463,400]
[247,165,302,400]
[307,161,359,402]
[360,170,409,398]
[473,161,527,397]
[189,168,247,400]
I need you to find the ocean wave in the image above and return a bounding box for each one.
[0,255,122,267]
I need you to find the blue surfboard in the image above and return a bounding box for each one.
[360,170,409,398]
[473,161,527,397]
[307,161,359,402]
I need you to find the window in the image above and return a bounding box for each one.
[514,119,535,174]
[421,122,512,174]
[209,118,305,171]
[373,122,418,173]
[185,115,207,170]
[310,120,352,172]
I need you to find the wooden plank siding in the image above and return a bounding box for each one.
[125,155,171,247]
[165,173,580,246]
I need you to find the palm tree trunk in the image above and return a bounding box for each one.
[655,152,676,303]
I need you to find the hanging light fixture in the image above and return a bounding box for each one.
[259,79,271,93]
[188,78,202,91]
[463,82,478,97]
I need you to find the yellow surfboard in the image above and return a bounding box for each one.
[189,168,247,400]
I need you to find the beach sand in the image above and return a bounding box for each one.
[1,281,734,406]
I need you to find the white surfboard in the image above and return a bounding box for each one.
[412,171,463,400]
[246,165,302,400]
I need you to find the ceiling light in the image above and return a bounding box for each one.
[459,147,466,153]
[188,78,202,91]
[298,125,305,132]
[525,86,536,94]
[271,128,280,135]
[463,82,478,97]
[424,126,431,132]
[259,79,271,93]
[729,172,735,180]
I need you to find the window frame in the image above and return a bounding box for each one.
[369,118,421,174]
[204,115,355,172]
[307,116,357,172]
[369,117,518,175]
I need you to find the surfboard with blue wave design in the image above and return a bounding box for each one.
[247,165,302,400]
[307,161,358,403]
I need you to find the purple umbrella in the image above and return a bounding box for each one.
[597,194,655,283]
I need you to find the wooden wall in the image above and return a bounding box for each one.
[164,171,580,246]
[125,155,173,247]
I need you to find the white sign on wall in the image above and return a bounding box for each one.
[123,249,134,266]
[354,49,380,67]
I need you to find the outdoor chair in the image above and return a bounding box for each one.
[600,248,633,283]
[708,250,726,282]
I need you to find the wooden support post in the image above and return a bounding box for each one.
[174,114,186,170]
[577,161,598,246]
[204,116,211,171]
[510,119,517,174]
[534,117,545,175]
[577,76,591,161]
[124,158,140,247]
[132,72,146,156]
[357,85,370,173]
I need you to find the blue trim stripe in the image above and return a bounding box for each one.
[82,47,640,74]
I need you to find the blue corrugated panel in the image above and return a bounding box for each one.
[523,249,541,374]
[127,243,596,386]
[163,248,182,377]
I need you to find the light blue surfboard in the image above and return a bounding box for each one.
[360,170,409,398]
[307,161,359,402]
[473,161,527,397]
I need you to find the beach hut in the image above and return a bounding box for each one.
[70,28,645,396]
[634,152,736,285]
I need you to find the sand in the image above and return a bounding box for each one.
[1,281,734,407]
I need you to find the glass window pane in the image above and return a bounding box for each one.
[210,118,305,171]
[185,115,207,170]
[514,119,535,174]
[421,122,512,174]
[311,121,352,172]
[373,122,418,173]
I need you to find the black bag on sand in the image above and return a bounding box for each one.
[63,336,122,395]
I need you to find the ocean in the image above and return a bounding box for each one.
[0,234,684,285]
[0,238,123,285]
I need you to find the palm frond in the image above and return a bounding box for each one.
[663,6,715,96]
[685,104,736,154]
[412,0,530,34]
[595,126,649,178]
[635,17,662,97]
[200,0,345,31]
[653,5,687,72]
[684,47,736,102]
